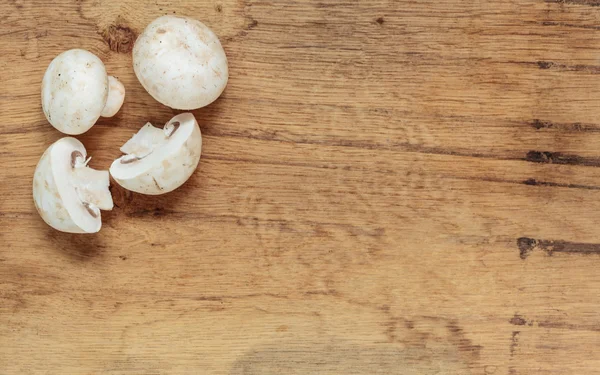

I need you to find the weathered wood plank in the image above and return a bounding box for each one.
[2,0,600,374]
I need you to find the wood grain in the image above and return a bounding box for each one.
[2,0,600,373]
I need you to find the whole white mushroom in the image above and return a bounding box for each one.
[33,137,113,233]
[109,113,202,195]
[133,15,228,110]
[41,49,125,135]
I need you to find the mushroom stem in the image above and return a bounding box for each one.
[100,76,125,117]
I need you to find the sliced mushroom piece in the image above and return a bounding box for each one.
[109,113,202,195]
[33,137,113,233]
[133,15,228,110]
[41,49,125,135]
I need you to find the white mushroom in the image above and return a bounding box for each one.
[109,113,202,195]
[41,49,125,135]
[33,137,113,233]
[133,15,228,110]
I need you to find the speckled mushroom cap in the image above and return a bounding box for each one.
[41,49,125,135]
[132,15,228,110]
[33,137,113,233]
[109,113,202,195]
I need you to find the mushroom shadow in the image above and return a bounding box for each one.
[191,90,228,136]
[47,228,107,260]
[110,170,207,220]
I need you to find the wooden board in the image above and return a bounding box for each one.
[1,0,600,373]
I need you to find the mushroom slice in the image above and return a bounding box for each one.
[41,49,126,135]
[109,113,202,195]
[33,137,113,233]
[133,15,228,110]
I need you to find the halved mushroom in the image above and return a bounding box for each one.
[41,49,125,135]
[109,113,202,195]
[33,137,113,233]
[133,15,228,110]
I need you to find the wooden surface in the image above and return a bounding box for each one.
[2,0,600,373]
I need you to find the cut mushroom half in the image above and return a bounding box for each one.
[109,113,202,195]
[33,137,113,233]
[42,49,125,135]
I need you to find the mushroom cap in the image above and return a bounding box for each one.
[133,16,228,110]
[41,49,109,135]
[33,137,113,233]
[110,113,202,195]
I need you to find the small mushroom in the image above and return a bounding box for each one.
[109,113,202,195]
[41,49,125,135]
[33,137,113,233]
[133,15,228,110]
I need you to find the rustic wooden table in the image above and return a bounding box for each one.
[2,0,600,373]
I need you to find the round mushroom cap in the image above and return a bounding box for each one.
[133,15,228,110]
[41,49,109,135]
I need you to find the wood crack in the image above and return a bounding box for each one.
[524,151,600,167]
[545,0,600,6]
[517,237,600,259]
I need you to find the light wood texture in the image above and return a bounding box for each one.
[2,0,600,373]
